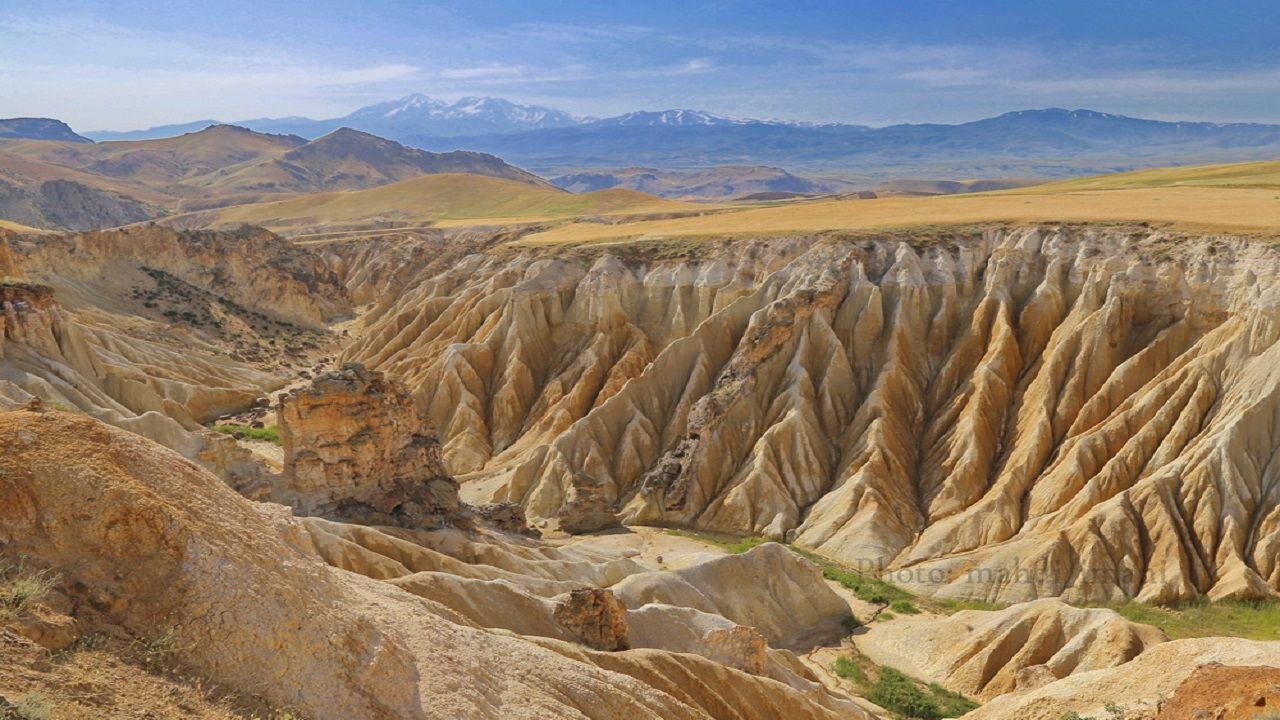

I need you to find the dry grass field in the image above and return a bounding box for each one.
[512,159,1280,244]
[180,173,700,230]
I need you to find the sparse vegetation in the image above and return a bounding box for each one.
[1108,598,1280,641]
[832,650,979,719]
[818,564,913,606]
[890,599,921,615]
[0,561,57,619]
[832,655,867,683]
[214,423,281,444]
[2,692,53,720]
[667,530,770,554]
[131,628,185,675]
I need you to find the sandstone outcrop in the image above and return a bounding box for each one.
[964,635,1280,720]
[0,225,358,490]
[0,409,870,719]
[856,599,1167,700]
[334,226,1280,604]
[277,363,460,525]
[553,588,630,650]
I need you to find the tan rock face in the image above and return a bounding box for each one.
[0,409,868,720]
[335,226,1280,604]
[857,599,1167,701]
[278,362,460,525]
[553,588,630,651]
[1156,663,1280,720]
[965,636,1280,720]
[11,225,350,329]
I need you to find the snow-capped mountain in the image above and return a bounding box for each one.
[337,94,581,136]
[588,109,758,127]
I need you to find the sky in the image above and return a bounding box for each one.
[3,0,1280,131]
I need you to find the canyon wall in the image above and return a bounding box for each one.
[337,226,1280,605]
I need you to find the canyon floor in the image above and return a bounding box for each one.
[3,158,1280,719]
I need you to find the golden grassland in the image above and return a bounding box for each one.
[184,173,700,231]
[519,186,1280,245]
[510,158,1280,245]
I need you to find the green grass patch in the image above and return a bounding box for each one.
[1108,598,1280,641]
[867,667,976,719]
[929,682,981,717]
[832,656,867,684]
[890,599,921,615]
[877,611,896,621]
[831,650,979,719]
[213,423,280,444]
[666,529,770,554]
[820,565,914,605]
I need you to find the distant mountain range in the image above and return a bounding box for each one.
[0,124,540,230]
[78,97,1280,176]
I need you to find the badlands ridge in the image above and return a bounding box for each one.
[2,214,1280,718]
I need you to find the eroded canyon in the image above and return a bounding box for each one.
[3,219,1280,720]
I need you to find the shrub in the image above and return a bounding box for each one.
[0,562,57,619]
[213,424,280,444]
[866,667,941,719]
[890,599,921,614]
[832,656,866,684]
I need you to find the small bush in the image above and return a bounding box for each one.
[867,667,941,719]
[0,562,57,618]
[213,424,280,444]
[890,599,921,614]
[133,629,184,674]
[877,611,896,621]
[832,656,866,685]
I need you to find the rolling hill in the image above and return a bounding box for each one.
[0,117,92,143]
[166,173,693,232]
[550,165,857,199]
[0,124,547,228]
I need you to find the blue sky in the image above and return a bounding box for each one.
[3,0,1279,130]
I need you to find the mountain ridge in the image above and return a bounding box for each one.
[80,100,1280,175]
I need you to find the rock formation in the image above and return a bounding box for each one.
[0,408,872,720]
[964,635,1280,720]
[552,588,630,651]
[333,226,1280,604]
[856,599,1167,700]
[1156,663,1280,719]
[277,362,460,525]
